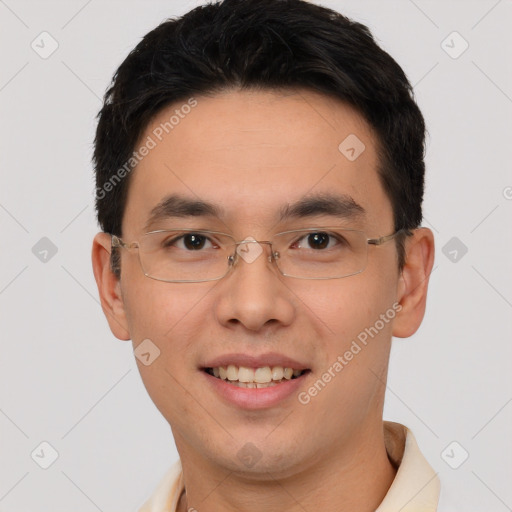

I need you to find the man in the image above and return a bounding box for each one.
[91,0,441,510]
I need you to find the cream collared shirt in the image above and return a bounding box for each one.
[139,422,448,512]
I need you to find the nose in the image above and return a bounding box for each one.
[214,239,295,332]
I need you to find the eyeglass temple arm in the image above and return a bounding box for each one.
[111,234,139,250]
[367,229,408,246]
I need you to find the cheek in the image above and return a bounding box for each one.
[121,279,216,418]
[296,277,397,431]
[294,273,397,351]
[122,273,204,339]
[121,276,217,380]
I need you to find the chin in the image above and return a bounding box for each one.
[202,436,312,480]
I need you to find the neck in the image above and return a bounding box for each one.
[176,422,397,512]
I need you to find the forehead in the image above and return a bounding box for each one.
[123,88,392,234]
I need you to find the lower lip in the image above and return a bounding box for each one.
[202,371,308,409]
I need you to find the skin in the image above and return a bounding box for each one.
[92,88,435,512]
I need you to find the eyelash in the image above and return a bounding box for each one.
[162,231,347,251]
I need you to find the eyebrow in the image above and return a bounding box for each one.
[144,192,365,231]
[279,193,366,222]
[144,194,224,231]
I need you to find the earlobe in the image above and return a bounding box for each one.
[392,228,435,338]
[91,232,131,341]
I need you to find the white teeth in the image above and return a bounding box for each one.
[271,366,284,380]
[240,381,279,388]
[254,366,272,383]
[226,364,238,381]
[209,365,305,385]
[283,367,293,380]
[238,366,255,383]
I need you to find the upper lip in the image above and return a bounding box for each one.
[202,352,310,370]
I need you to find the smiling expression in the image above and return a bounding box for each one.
[98,87,409,477]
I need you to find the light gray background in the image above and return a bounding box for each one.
[1,0,511,510]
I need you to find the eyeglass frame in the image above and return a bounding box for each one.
[110,227,409,283]
[110,228,407,282]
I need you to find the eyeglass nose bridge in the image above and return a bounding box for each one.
[227,239,281,267]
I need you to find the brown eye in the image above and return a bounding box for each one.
[183,234,207,250]
[161,233,215,251]
[307,232,330,250]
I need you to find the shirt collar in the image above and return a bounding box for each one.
[376,421,440,511]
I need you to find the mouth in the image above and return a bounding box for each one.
[204,365,309,388]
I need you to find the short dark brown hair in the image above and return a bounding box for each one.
[94,0,426,272]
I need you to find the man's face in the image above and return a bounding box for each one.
[115,89,403,476]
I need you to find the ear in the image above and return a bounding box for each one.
[91,232,130,340]
[393,228,435,338]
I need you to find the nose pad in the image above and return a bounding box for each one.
[235,239,264,265]
[228,240,279,268]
